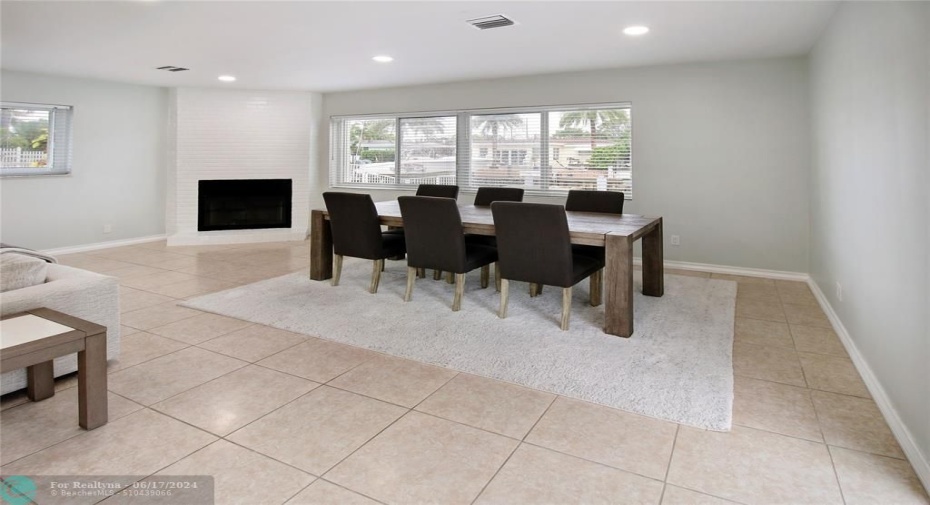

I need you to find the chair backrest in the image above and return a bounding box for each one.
[491,202,575,287]
[473,187,525,206]
[565,190,624,214]
[416,184,459,199]
[398,196,467,273]
[322,192,384,260]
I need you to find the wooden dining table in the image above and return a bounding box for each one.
[309,201,664,338]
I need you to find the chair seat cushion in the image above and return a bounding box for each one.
[464,234,497,248]
[572,244,605,261]
[380,232,407,258]
[571,254,605,285]
[462,244,498,273]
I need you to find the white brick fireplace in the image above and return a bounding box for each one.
[166,87,322,246]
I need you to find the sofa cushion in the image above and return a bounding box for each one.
[1,253,48,293]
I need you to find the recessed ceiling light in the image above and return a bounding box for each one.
[623,26,650,36]
[217,75,236,82]
[372,55,394,63]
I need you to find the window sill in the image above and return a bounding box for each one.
[0,172,72,179]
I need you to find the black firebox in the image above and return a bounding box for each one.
[198,179,292,232]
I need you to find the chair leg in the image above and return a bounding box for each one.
[499,279,510,318]
[529,283,540,297]
[494,262,501,292]
[332,255,343,286]
[480,265,490,289]
[590,269,603,307]
[452,273,466,311]
[417,268,426,279]
[446,271,455,284]
[369,259,384,294]
[404,267,416,301]
[561,287,572,330]
[433,270,442,280]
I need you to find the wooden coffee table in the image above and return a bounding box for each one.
[0,308,108,430]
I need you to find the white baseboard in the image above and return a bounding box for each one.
[807,279,930,492]
[41,234,167,256]
[633,258,810,282]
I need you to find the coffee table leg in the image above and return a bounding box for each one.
[26,360,54,401]
[604,232,634,338]
[310,209,333,281]
[78,333,108,430]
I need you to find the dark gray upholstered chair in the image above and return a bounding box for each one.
[473,187,525,206]
[398,196,497,311]
[416,184,459,199]
[466,188,525,264]
[562,189,625,305]
[491,202,605,330]
[565,190,625,214]
[413,184,459,282]
[322,192,406,294]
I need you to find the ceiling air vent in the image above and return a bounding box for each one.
[467,15,515,30]
[156,66,189,72]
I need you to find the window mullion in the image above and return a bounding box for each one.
[456,113,468,189]
[394,118,402,185]
[540,111,549,191]
[47,110,57,169]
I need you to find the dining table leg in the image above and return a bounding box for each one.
[642,218,664,297]
[310,209,333,281]
[604,232,634,337]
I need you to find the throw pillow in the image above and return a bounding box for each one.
[0,253,49,293]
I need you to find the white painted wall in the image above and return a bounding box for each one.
[166,87,320,245]
[0,71,168,249]
[319,57,811,273]
[810,1,930,487]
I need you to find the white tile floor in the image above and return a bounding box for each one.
[1,240,927,504]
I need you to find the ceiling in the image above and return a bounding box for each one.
[1,1,838,93]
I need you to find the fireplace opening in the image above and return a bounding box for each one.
[198,179,292,232]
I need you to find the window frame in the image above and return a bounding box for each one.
[329,101,632,199]
[0,101,74,177]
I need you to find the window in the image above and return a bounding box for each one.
[1,102,73,176]
[467,112,542,188]
[330,115,456,187]
[399,116,456,185]
[329,103,631,197]
[548,108,631,194]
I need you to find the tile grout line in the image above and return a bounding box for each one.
[663,424,681,483]
[313,478,390,505]
[826,443,849,505]
[316,408,414,482]
[468,438,521,505]
[667,483,753,505]
[0,390,145,468]
[88,435,230,505]
[518,439,667,486]
[464,395,559,504]
[278,478,319,505]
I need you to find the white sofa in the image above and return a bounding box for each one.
[1,255,120,395]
